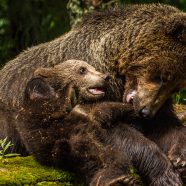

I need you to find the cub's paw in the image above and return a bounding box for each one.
[168,144,186,173]
[168,155,186,171]
[168,153,186,183]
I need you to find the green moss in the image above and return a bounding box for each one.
[129,166,143,186]
[0,156,185,186]
[0,156,85,186]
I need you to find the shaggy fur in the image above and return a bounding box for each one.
[0,3,186,180]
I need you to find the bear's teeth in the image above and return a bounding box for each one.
[126,90,136,103]
[89,88,105,95]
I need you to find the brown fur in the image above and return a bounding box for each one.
[0,3,186,180]
[17,61,181,186]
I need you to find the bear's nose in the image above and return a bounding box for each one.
[103,74,110,81]
[139,107,151,118]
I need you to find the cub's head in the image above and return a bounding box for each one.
[24,60,109,118]
[121,12,186,118]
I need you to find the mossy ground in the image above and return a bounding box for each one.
[0,156,85,186]
[0,156,143,186]
[0,155,185,186]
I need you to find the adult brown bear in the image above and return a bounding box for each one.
[0,3,186,180]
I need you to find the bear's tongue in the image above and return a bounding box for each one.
[126,90,137,103]
[89,88,105,95]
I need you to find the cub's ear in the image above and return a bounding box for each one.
[34,67,55,78]
[25,78,56,101]
[165,17,186,43]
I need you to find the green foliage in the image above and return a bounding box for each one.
[129,166,143,185]
[0,0,12,68]
[67,0,120,25]
[0,137,20,159]
[0,0,70,67]
[67,0,95,26]
[174,90,186,105]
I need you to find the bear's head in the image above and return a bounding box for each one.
[24,60,109,119]
[120,13,186,118]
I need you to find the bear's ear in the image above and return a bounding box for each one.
[25,78,56,101]
[165,18,186,43]
[34,67,55,78]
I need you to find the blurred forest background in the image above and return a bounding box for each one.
[0,0,186,104]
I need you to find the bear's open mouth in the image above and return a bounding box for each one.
[88,87,105,95]
[126,89,137,104]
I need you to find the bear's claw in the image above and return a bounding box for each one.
[168,155,186,171]
[107,175,140,186]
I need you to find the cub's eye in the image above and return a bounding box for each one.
[79,67,87,75]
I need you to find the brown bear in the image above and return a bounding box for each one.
[0,3,186,179]
[17,60,182,186]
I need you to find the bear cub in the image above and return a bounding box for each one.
[17,60,181,186]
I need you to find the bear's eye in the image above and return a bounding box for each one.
[79,67,87,75]
[161,77,168,84]
[151,75,168,84]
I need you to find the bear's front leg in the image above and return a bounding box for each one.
[110,123,183,186]
[168,141,186,182]
[159,125,186,182]
[166,126,186,181]
[144,110,186,182]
